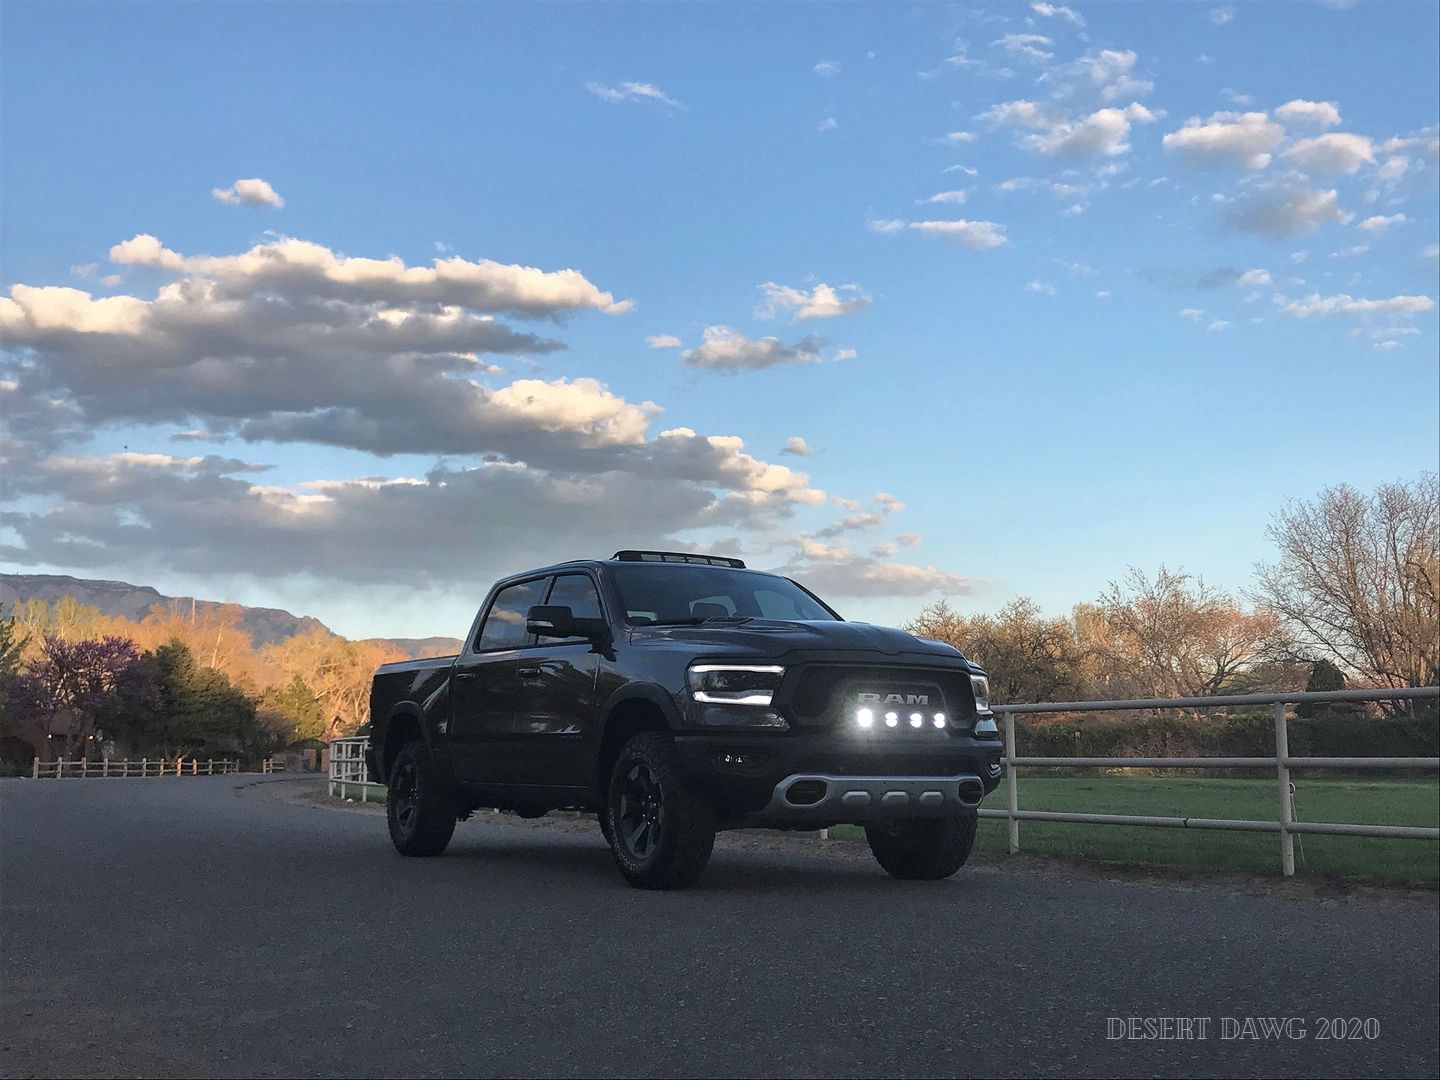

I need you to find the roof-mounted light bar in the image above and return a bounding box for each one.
[611,550,747,569]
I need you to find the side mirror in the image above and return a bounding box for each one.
[527,605,607,640]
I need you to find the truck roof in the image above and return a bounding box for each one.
[504,551,749,580]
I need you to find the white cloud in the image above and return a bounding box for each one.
[1374,155,1410,183]
[1426,245,1440,260]
[904,219,1009,249]
[1030,2,1084,26]
[1025,280,1056,295]
[941,130,977,144]
[1273,99,1342,129]
[1236,268,1272,286]
[585,81,683,109]
[781,436,812,456]
[1022,103,1156,158]
[920,189,968,205]
[944,164,979,176]
[1282,133,1375,175]
[866,219,907,234]
[70,263,97,279]
[1162,111,1285,170]
[781,555,977,599]
[211,178,285,208]
[1210,6,1236,25]
[1220,88,1255,107]
[1180,308,1205,321]
[1072,50,1154,102]
[993,33,1053,63]
[1206,320,1229,332]
[1330,244,1370,259]
[1281,293,1434,318]
[679,325,848,372]
[813,60,842,77]
[1358,213,1406,232]
[1373,340,1401,351]
[1095,290,1112,299]
[1225,185,1351,236]
[978,99,1059,130]
[756,282,872,321]
[817,117,839,132]
[107,233,632,316]
[646,334,682,348]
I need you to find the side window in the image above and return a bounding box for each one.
[546,574,603,621]
[475,578,549,651]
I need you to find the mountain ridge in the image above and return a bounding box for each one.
[0,573,461,657]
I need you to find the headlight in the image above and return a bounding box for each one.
[689,664,784,706]
[970,674,991,713]
[688,664,788,730]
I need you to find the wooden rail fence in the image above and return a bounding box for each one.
[31,757,240,779]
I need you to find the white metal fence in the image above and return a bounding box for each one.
[983,686,1440,876]
[328,736,382,802]
[31,757,240,779]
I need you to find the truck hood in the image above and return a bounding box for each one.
[631,619,968,662]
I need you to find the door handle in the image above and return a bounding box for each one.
[518,667,543,679]
[454,672,478,682]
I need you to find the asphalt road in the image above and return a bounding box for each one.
[2,776,1437,1079]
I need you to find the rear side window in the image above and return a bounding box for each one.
[545,574,604,637]
[475,578,549,651]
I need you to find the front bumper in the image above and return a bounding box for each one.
[672,729,1003,824]
[751,772,985,826]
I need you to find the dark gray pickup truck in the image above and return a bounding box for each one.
[368,550,1002,889]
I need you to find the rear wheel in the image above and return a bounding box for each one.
[865,815,977,880]
[604,733,715,890]
[387,741,457,857]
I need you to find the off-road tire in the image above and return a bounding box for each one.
[865,814,977,880]
[387,740,457,857]
[605,733,716,889]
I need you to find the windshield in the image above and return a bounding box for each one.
[609,564,840,625]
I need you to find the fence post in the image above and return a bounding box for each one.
[31,757,38,780]
[1275,701,1295,878]
[1005,711,1020,854]
[57,759,64,779]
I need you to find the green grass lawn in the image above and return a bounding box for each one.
[836,774,1438,888]
[330,780,387,803]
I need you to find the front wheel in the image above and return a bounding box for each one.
[387,740,457,857]
[865,815,977,880]
[604,733,716,890]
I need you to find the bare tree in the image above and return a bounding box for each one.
[1255,474,1439,698]
[907,597,1087,704]
[1098,567,1286,700]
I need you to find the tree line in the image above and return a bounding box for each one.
[0,599,405,769]
[906,475,1438,713]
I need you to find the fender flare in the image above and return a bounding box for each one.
[598,682,684,732]
[377,701,431,782]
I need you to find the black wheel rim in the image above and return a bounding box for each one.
[618,763,664,860]
[392,760,418,835]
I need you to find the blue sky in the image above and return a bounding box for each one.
[2,1,1437,640]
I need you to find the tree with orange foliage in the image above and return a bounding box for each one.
[262,629,403,738]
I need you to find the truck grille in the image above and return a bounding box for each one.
[781,664,976,728]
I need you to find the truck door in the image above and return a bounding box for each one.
[509,572,604,788]
[448,576,549,786]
